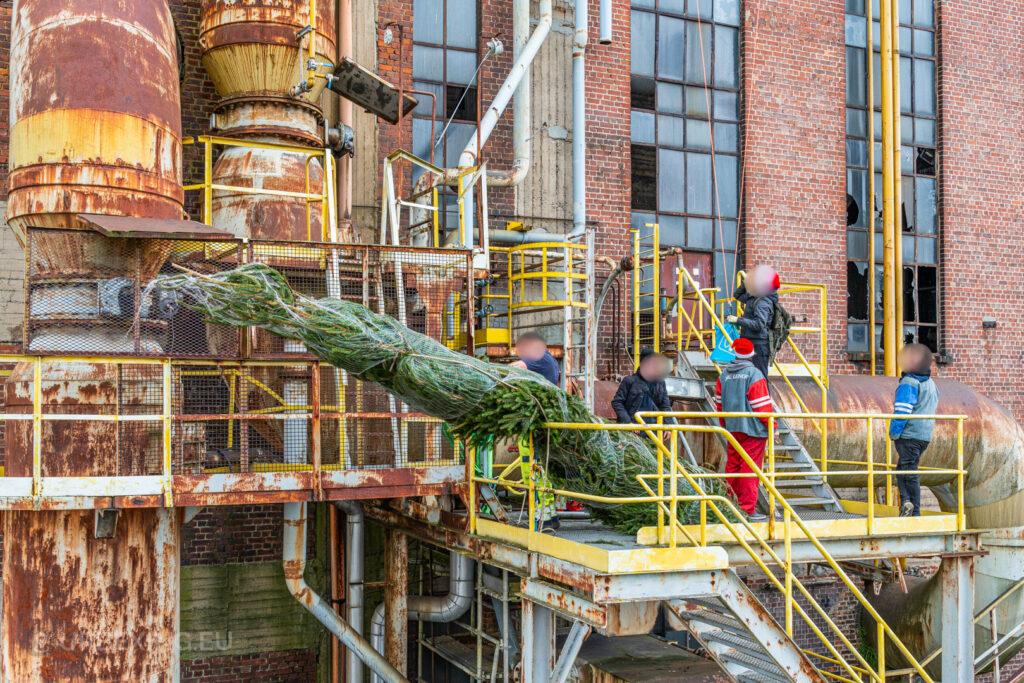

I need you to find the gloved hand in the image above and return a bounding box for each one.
[725,315,739,324]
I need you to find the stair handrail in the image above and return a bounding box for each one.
[630,417,952,683]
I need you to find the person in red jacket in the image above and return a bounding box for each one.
[715,337,774,520]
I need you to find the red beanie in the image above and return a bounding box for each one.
[732,337,755,358]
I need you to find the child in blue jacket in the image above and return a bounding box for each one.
[889,343,939,517]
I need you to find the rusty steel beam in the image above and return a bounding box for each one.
[383,529,408,678]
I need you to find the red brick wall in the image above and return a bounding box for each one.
[740,0,849,374]
[182,649,317,682]
[182,505,291,566]
[935,0,1024,417]
[588,0,635,378]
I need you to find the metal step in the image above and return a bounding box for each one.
[719,650,788,679]
[737,671,792,683]
[703,631,776,662]
[680,597,729,613]
[777,496,836,506]
[680,609,747,636]
[772,479,824,488]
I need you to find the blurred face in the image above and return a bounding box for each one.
[515,338,546,362]
[639,355,671,381]
[899,347,929,374]
[746,265,777,297]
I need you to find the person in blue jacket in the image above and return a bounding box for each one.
[889,343,939,517]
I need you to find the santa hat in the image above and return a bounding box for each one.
[750,265,781,294]
[732,337,755,359]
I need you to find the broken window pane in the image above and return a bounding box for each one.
[631,145,657,210]
[916,148,935,176]
[847,261,869,321]
[445,84,476,120]
[631,76,656,109]
[902,266,915,322]
[919,325,937,352]
[918,266,937,323]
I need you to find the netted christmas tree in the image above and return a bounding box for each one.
[154,263,736,534]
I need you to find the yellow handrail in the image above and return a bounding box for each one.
[467,418,960,681]
[630,223,660,368]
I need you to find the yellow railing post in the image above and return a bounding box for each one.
[867,417,874,535]
[656,419,665,541]
[669,428,678,548]
[877,621,886,679]
[162,359,174,507]
[649,223,660,354]
[957,418,965,531]
[468,444,477,534]
[885,427,894,506]
[784,506,793,636]
[31,356,42,499]
[203,138,213,225]
[527,432,536,532]
[768,414,776,541]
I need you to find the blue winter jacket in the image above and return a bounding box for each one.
[889,372,939,441]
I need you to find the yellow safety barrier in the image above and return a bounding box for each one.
[467,414,966,683]
[183,135,334,242]
[630,223,660,368]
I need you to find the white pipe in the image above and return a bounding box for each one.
[461,0,552,248]
[599,0,612,44]
[570,0,588,238]
[369,553,475,683]
[282,503,405,683]
[334,501,365,683]
[488,229,564,245]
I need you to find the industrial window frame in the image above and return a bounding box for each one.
[411,0,481,236]
[844,0,940,356]
[628,0,741,294]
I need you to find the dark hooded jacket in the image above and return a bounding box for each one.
[733,284,777,342]
[611,372,678,425]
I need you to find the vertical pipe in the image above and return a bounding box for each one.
[337,0,354,242]
[599,0,612,44]
[940,553,976,683]
[867,0,876,376]
[334,501,365,683]
[880,0,897,376]
[282,503,405,683]
[891,1,904,353]
[570,0,588,237]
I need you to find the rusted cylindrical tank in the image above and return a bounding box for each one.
[6,0,183,238]
[212,144,325,241]
[2,509,179,681]
[773,375,1024,676]
[199,0,336,241]
[199,0,337,105]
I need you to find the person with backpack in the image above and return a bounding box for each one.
[726,265,782,379]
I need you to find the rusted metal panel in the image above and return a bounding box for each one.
[327,58,418,124]
[7,0,183,237]
[384,529,409,676]
[79,214,233,241]
[2,508,179,681]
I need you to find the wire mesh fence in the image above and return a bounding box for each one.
[7,233,474,476]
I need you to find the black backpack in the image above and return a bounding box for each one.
[755,297,793,361]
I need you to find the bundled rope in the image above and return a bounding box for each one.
[154,263,736,534]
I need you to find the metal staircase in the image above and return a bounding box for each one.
[672,349,844,513]
[664,569,825,683]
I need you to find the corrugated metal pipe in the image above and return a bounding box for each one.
[333,501,366,683]
[283,503,406,683]
[368,552,475,683]
[568,0,588,240]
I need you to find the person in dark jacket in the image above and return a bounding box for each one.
[510,332,560,385]
[612,350,678,425]
[726,264,780,379]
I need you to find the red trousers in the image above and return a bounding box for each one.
[725,432,767,515]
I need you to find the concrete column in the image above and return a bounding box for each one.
[521,600,555,683]
[383,529,408,675]
[941,553,976,683]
